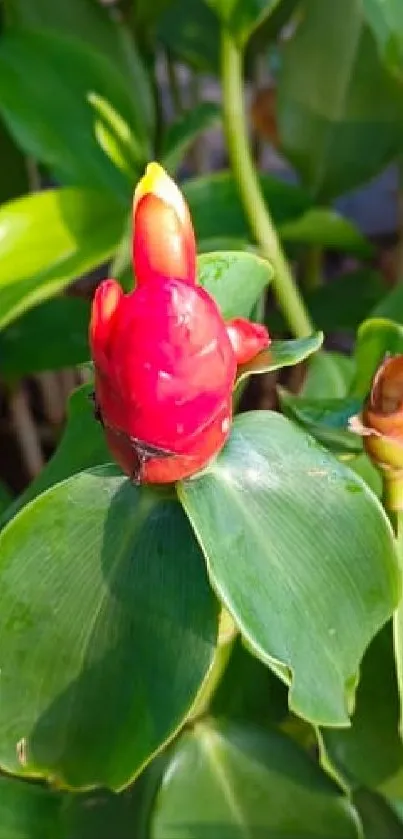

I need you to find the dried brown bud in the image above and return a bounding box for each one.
[250,87,279,147]
[350,357,403,509]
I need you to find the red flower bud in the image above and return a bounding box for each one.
[133,162,196,286]
[90,163,270,484]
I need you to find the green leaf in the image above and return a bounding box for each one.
[278,391,363,454]
[133,0,177,32]
[279,209,374,257]
[151,720,361,838]
[302,351,355,399]
[0,297,90,379]
[278,0,403,201]
[198,236,252,253]
[184,171,312,242]
[346,452,383,499]
[354,789,403,839]
[4,0,138,80]
[236,332,323,386]
[162,102,222,173]
[0,774,61,838]
[157,0,220,73]
[321,625,403,797]
[0,187,124,330]
[179,411,400,726]
[0,466,218,789]
[363,0,403,82]
[211,637,288,727]
[371,280,403,321]
[0,771,146,838]
[87,92,143,180]
[352,317,403,397]
[197,251,273,319]
[204,0,285,47]
[0,118,28,204]
[1,385,109,527]
[0,30,148,195]
[306,270,385,334]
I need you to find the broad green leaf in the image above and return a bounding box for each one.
[162,102,221,173]
[278,0,402,201]
[0,467,218,789]
[211,637,288,727]
[363,0,403,82]
[306,270,385,334]
[0,774,60,838]
[302,351,355,399]
[198,236,252,253]
[133,0,176,31]
[0,771,145,838]
[352,317,403,397]
[184,171,311,242]
[0,187,124,329]
[321,625,403,797]
[151,720,361,838]
[279,391,363,454]
[179,411,400,725]
[393,598,403,770]
[1,385,109,526]
[0,118,28,204]
[354,789,403,839]
[0,297,90,379]
[279,210,374,257]
[204,0,284,46]
[0,30,148,195]
[4,0,145,85]
[197,251,273,319]
[346,452,383,498]
[371,280,403,321]
[157,0,220,73]
[236,332,323,386]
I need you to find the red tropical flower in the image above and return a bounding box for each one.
[90,163,270,484]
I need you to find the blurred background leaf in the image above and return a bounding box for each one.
[278,0,403,201]
[0,187,124,329]
[0,30,148,195]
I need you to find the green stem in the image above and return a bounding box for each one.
[221,31,314,339]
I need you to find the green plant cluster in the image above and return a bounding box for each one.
[1,0,403,836]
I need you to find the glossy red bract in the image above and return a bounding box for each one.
[90,163,270,484]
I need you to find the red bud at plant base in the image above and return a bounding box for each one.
[350,355,403,472]
[90,163,270,484]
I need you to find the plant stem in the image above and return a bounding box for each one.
[221,31,314,339]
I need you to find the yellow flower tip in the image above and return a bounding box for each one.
[133,161,187,222]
